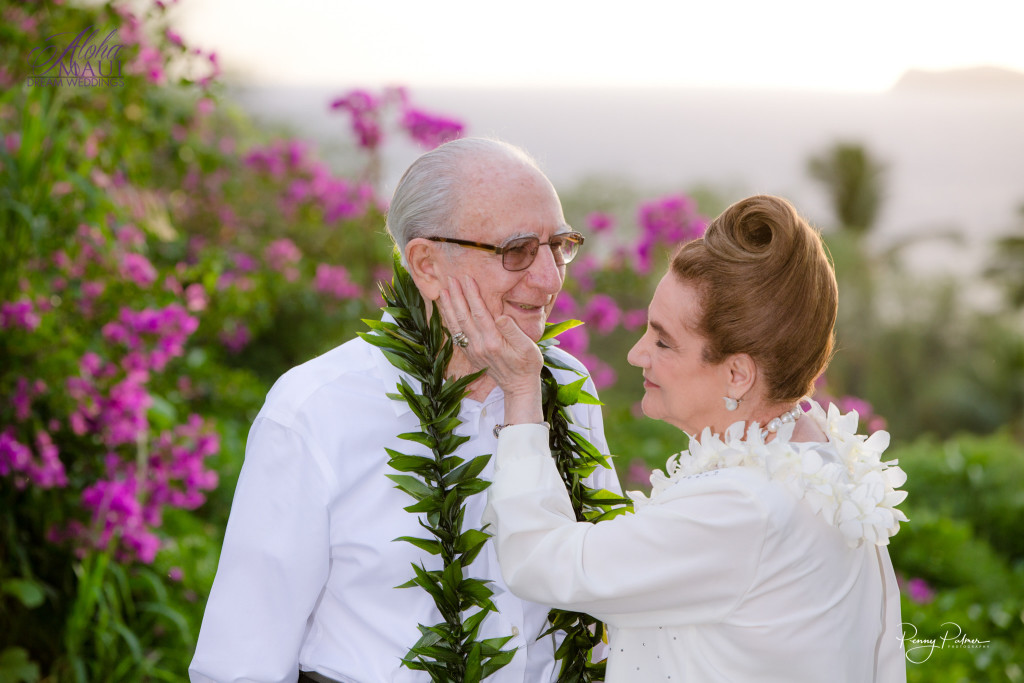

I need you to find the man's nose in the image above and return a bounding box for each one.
[526,244,564,292]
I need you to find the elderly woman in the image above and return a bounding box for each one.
[439,195,907,682]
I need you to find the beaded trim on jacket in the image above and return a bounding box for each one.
[629,400,908,547]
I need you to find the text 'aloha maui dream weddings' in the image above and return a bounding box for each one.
[26,25,125,87]
[901,621,991,664]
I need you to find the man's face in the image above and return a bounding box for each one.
[437,159,568,342]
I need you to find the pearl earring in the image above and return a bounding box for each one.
[724,396,741,411]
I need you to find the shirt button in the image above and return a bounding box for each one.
[482,407,488,418]
[510,626,520,637]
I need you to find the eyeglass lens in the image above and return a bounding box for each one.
[503,235,579,271]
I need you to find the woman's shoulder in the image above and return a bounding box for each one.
[631,401,909,547]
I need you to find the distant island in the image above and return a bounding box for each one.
[891,65,1024,95]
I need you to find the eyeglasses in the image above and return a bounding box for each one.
[426,231,585,272]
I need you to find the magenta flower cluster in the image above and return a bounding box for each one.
[549,294,618,391]
[0,299,40,331]
[116,3,220,88]
[895,573,935,604]
[634,194,708,273]
[59,414,220,564]
[264,239,302,282]
[314,264,362,300]
[330,86,465,151]
[244,140,375,224]
[1,216,225,564]
[813,378,888,432]
[330,89,387,149]
[101,304,199,373]
[0,428,66,490]
[400,108,465,150]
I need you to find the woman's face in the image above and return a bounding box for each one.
[627,274,728,434]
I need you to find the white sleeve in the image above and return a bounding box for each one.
[875,547,908,682]
[483,424,766,626]
[189,417,331,683]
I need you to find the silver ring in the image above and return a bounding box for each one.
[452,331,469,348]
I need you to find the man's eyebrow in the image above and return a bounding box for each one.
[500,226,573,243]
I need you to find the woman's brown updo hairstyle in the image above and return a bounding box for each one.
[670,195,838,403]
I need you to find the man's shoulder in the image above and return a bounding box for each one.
[261,336,381,421]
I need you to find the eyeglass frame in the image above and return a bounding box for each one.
[424,231,585,272]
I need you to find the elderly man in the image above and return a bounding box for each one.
[189,138,620,682]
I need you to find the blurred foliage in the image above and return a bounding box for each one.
[808,140,887,234]
[888,431,1024,682]
[986,203,1024,310]
[800,141,1024,441]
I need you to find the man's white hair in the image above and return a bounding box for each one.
[385,137,545,263]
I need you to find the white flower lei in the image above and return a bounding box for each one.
[629,400,908,547]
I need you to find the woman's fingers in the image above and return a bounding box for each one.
[436,289,462,341]
[440,277,471,330]
[440,277,542,384]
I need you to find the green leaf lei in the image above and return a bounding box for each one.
[360,252,632,682]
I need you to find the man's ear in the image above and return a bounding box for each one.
[724,353,757,398]
[405,238,445,301]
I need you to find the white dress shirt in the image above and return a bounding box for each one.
[189,333,619,683]
[484,423,907,683]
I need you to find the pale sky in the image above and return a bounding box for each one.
[173,0,1024,92]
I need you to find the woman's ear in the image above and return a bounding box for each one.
[725,353,757,398]
[405,238,445,301]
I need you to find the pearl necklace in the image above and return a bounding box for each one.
[764,405,804,432]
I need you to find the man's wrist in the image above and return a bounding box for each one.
[501,378,541,400]
[493,421,549,438]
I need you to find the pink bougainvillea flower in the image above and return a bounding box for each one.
[12,377,46,421]
[264,238,301,270]
[585,211,615,233]
[116,224,145,247]
[626,458,653,487]
[906,577,935,604]
[0,428,66,490]
[555,324,588,357]
[400,108,464,150]
[184,283,208,312]
[634,194,707,273]
[551,292,578,318]
[583,294,621,334]
[0,299,40,331]
[220,322,251,353]
[621,309,648,332]
[314,264,361,299]
[330,90,383,149]
[165,28,184,47]
[0,429,32,478]
[579,353,617,390]
[120,252,157,287]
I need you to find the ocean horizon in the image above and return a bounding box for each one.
[228,84,1024,287]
